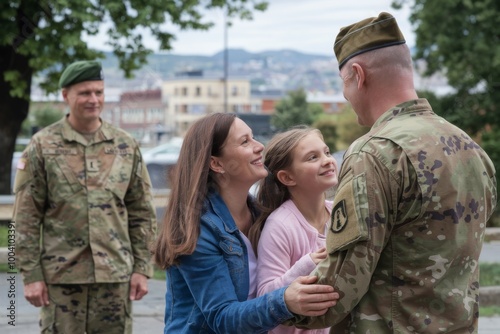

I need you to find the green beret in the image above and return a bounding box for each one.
[334,12,406,69]
[59,60,104,88]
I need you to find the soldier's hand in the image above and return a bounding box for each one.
[130,273,148,301]
[24,281,49,307]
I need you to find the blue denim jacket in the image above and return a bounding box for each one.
[164,189,293,333]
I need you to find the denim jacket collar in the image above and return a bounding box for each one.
[206,189,239,233]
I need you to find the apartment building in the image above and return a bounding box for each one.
[109,89,173,145]
[162,74,253,136]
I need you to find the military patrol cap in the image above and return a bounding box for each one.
[334,12,406,69]
[59,60,104,88]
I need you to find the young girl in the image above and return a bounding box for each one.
[250,126,339,334]
[153,114,339,334]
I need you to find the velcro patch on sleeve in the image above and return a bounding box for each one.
[13,160,31,193]
[16,158,27,170]
[327,172,369,253]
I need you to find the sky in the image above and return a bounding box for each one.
[85,0,415,57]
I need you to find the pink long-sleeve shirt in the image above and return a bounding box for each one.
[256,199,333,334]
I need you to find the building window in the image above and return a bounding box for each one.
[121,109,144,124]
[182,87,188,96]
[189,104,206,115]
[231,86,238,96]
[147,108,164,123]
[195,86,201,96]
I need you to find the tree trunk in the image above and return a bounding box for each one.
[0,45,32,194]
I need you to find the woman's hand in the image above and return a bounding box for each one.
[284,276,339,316]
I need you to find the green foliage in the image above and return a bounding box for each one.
[19,107,64,137]
[1,0,268,94]
[32,107,65,128]
[313,117,338,153]
[271,89,323,131]
[334,105,370,149]
[481,128,500,227]
[479,263,500,287]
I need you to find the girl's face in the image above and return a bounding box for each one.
[287,133,338,194]
[214,118,267,188]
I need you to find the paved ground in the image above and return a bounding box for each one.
[1,242,499,333]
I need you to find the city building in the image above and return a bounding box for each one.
[161,72,255,136]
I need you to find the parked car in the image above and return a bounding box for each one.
[142,138,183,189]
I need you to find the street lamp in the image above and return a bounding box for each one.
[223,9,228,113]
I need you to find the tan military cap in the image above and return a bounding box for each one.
[334,12,406,69]
[59,60,104,88]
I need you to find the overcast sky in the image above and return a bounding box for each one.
[86,0,414,56]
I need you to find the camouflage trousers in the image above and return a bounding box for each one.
[40,282,132,334]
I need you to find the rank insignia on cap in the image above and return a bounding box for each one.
[331,200,348,233]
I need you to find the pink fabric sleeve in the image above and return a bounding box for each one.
[256,215,317,297]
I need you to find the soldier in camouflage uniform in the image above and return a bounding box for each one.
[292,12,497,333]
[13,60,157,333]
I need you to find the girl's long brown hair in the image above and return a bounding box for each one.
[153,113,236,269]
[248,126,322,255]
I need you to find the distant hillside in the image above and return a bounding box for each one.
[100,48,338,92]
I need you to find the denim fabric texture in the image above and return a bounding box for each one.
[164,189,292,333]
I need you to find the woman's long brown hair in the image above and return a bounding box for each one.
[153,113,236,269]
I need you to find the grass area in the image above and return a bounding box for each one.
[480,263,500,286]
[480,305,500,317]
[153,266,166,280]
[0,224,10,247]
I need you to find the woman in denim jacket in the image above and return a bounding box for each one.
[154,113,339,333]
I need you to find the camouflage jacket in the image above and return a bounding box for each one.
[13,117,157,284]
[293,99,497,333]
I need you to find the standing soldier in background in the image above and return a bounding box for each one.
[291,12,497,333]
[13,60,157,333]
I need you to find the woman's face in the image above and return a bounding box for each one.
[213,118,267,188]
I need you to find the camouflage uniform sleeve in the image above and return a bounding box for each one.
[13,142,47,284]
[292,141,420,329]
[124,146,157,278]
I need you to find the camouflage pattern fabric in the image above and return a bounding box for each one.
[13,116,157,284]
[40,282,131,334]
[293,99,497,333]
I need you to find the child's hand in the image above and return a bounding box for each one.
[310,247,327,264]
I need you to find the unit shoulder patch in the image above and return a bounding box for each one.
[331,200,348,233]
[327,172,369,253]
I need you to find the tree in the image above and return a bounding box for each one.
[334,105,370,149]
[19,106,65,137]
[392,0,500,225]
[0,0,268,194]
[313,117,338,153]
[271,89,323,131]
